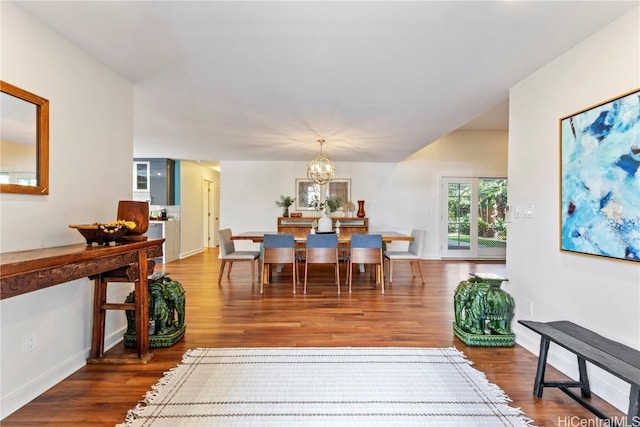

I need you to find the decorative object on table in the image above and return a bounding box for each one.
[307,138,335,185]
[69,220,137,246]
[117,200,149,242]
[560,88,640,263]
[120,347,533,427]
[357,200,366,218]
[290,212,302,217]
[453,273,515,347]
[275,195,295,217]
[343,201,355,217]
[317,210,332,232]
[124,272,186,348]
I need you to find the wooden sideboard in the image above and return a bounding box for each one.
[277,216,368,234]
[0,240,164,363]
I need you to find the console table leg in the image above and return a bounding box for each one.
[135,249,150,360]
[89,275,107,359]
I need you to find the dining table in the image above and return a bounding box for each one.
[231,231,414,276]
[231,231,414,244]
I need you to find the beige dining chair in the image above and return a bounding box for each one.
[217,228,260,284]
[384,229,426,285]
[304,233,340,294]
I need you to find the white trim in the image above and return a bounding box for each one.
[0,328,125,420]
[180,247,205,259]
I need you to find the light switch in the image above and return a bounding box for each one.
[523,204,534,218]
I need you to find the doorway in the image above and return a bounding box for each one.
[202,179,219,248]
[441,177,508,259]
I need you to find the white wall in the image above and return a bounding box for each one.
[9,0,635,419]
[0,2,134,418]
[508,8,639,412]
[219,130,507,258]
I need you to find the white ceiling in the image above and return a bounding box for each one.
[14,1,637,163]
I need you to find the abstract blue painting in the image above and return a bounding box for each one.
[561,89,640,262]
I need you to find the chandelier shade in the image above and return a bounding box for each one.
[307,139,335,185]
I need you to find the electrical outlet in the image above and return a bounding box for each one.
[523,299,534,316]
[23,333,36,353]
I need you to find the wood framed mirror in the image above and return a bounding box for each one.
[0,81,49,195]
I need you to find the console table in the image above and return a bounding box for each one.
[278,216,368,234]
[0,240,164,363]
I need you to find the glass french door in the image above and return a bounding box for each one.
[441,177,508,259]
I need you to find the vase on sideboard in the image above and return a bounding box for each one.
[357,200,366,218]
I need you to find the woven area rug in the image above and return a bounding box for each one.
[119,347,534,426]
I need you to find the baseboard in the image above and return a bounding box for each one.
[180,247,204,259]
[0,327,126,420]
[515,324,630,415]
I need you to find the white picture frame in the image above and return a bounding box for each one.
[294,178,352,212]
[326,178,351,210]
[295,178,321,211]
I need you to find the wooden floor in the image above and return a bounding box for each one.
[2,248,623,426]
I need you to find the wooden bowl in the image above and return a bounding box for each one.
[69,223,129,246]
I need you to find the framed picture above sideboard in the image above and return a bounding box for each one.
[295,178,351,211]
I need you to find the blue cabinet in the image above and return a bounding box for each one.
[134,158,176,205]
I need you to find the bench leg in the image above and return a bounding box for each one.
[629,384,640,427]
[577,356,591,398]
[534,337,550,397]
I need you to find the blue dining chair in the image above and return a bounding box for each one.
[304,233,340,294]
[261,234,298,294]
[348,234,384,293]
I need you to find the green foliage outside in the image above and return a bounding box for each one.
[448,179,508,241]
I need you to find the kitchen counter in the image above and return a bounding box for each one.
[146,220,180,263]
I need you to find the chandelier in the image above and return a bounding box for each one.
[307,139,335,185]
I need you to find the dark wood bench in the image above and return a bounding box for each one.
[519,320,640,427]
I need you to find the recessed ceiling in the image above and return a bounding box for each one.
[14,1,637,162]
